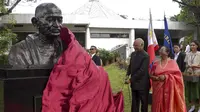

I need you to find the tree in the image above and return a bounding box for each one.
[173,0,200,40]
[0,0,21,16]
[173,0,200,25]
[0,0,22,64]
[0,0,40,64]
[170,14,179,21]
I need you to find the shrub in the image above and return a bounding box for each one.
[98,49,122,66]
[0,54,8,65]
[117,59,128,70]
[113,51,120,58]
[108,52,115,63]
[0,19,17,65]
[98,48,110,65]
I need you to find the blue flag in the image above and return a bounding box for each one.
[164,16,174,57]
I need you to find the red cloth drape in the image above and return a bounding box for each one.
[41,27,124,112]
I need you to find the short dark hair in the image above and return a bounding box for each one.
[173,43,180,48]
[90,46,97,50]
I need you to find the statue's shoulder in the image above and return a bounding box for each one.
[11,40,26,50]
[11,33,38,51]
[25,33,39,43]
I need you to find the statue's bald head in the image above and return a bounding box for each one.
[35,3,62,18]
[133,38,144,51]
[32,3,63,37]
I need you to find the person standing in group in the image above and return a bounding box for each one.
[90,46,101,66]
[185,42,191,53]
[150,46,186,112]
[126,38,150,112]
[173,43,186,72]
[184,40,200,112]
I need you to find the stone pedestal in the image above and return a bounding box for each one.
[0,66,51,112]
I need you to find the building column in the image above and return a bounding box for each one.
[194,28,198,40]
[127,29,135,58]
[85,26,90,49]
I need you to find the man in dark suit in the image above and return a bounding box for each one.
[90,46,101,66]
[173,44,186,72]
[126,38,150,112]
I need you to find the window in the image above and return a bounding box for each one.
[90,33,129,38]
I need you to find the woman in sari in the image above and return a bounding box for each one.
[184,40,200,112]
[150,46,186,112]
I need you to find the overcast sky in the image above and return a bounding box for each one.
[12,0,181,19]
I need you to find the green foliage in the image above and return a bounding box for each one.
[173,0,200,41]
[0,26,17,54]
[104,64,132,112]
[108,52,114,61]
[0,0,7,13]
[0,25,17,64]
[0,54,8,64]
[0,0,17,64]
[174,0,200,24]
[177,7,196,25]
[116,58,129,70]
[182,33,193,48]
[98,49,111,65]
[170,15,179,21]
[104,64,151,112]
[113,51,120,58]
[98,49,120,65]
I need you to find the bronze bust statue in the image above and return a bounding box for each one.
[8,3,65,68]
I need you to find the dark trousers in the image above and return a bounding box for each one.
[131,89,149,112]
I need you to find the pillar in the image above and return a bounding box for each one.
[127,29,135,58]
[85,26,90,49]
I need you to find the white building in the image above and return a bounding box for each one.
[2,0,195,58]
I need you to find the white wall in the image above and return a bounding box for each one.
[3,14,194,31]
[11,24,86,32]
[89,18,195,30]
[89,28,130,50]
[90,28,130,33]
[89,38,129,50]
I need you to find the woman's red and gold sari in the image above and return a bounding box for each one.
[151,59,186,112]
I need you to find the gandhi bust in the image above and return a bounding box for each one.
[8,3,64,68]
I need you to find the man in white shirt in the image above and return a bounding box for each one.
[174,50,180,61]
[185,44,190,53]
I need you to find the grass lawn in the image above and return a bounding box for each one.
[104,63,151,112]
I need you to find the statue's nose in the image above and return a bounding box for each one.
[52,20,61,28]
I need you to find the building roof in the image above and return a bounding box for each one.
[71,0,123,20]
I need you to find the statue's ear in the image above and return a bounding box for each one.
[31,17,38,27]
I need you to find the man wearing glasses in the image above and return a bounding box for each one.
[90,46,101,66]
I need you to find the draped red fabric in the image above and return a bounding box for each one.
[41,27,124,112]
[113,91,124,112]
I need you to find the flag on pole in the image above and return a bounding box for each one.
[164,15,174,57]
[147,9,159,69]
